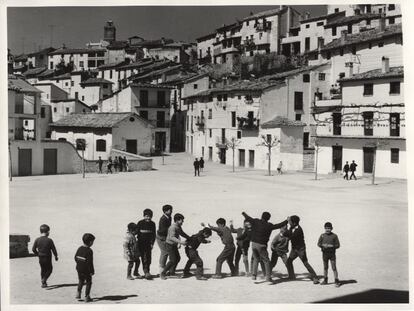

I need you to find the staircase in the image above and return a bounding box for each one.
[303,149,315,172]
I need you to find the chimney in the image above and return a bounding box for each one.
[346,62,353,77]
[382,56,390,73]
[340,30,348,44]
[379,17,386,32]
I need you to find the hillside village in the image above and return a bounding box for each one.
[8,4,405,179]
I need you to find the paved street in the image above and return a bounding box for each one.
[9,153,408,304]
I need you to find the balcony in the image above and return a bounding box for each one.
[237,117,259,131]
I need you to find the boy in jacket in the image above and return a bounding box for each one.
[136,209,156,279]
[123,223,140,280]
[75,233,95,302]
[317,222,340,287]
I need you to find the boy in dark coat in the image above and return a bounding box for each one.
[270,226,289,272]
[199,157,205,172]
[285,215,319,284]
[230,219,252,276]
[136,209,156,279]
[32,224,58,288]
[350,160,357,180]
[75,233,95,302]
[318,222,341,287]
[206,218,237,279]
[157,204,173,275]
[242,212,288,282]
[182,227,212,280]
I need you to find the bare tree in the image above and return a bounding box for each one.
[368,140,388,185]
[76,140,87,178]
[314,138,321,181]
[257,134,280,176]
[225,137,241,172]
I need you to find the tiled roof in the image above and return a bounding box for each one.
[23,66,48,77]
[14,54,28,62]
[117,59,154,70]
[98,61,128,70]
[50,113,141,128]
[261,63,328,81]
[132,64,183,81]
[49,48,105,55]
[183,79,281,99]
[321,23,402,52]
[339,66,404,82]
[51,73,71,80]
[28,47,56,57]
[324,13,382,28]
[13,64,26,70]
[300,11,345,24]
[8,76,42,93]
[261,116,306,128]
[242,7,286,22]
[127,61,175,80]
[80,78,114,85]
[131,83,174,89]
[107,40,129,50]
[37,69,55,78]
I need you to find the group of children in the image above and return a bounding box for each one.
[32,205,341,303]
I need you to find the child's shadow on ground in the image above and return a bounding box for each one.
[93,295,138,302]
[46,283,78,290]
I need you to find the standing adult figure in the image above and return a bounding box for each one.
[343,161,350,180]
[199,157,205,172]
[193,158,200,177]
[349,160,357,180]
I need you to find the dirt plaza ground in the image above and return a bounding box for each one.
[9,153,409,304]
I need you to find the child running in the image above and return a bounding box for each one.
[317,222,341,287]
[74,233,96,303]
[270,225,289,273]
[230,219,252,276]
[123,223,140,280]
[136,209,156,280]
[182,227,212,280]
[32,224,58,288]
[206,218,237,279]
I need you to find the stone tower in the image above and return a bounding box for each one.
[104,20,116,43]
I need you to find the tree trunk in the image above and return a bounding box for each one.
[371,147,377,185]
[232,147,235,172]
[9,142,12,182]
[82,149,85,178]
[268,146,271,176]
[314,147,318,180]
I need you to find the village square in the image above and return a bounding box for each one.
[5,3,409,306]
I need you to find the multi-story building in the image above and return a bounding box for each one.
[312,58,405,178]
[47,46,106,71]
[27,47,56,69]
[183,80,306,171]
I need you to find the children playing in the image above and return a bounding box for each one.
[206,218,237,279]
[74,233,95,302]
[123,223,140,280]
[182,227,212,280]
[242,212,288,282]
[270,225,289,273]
[136,209,156,280]
[32,224,58,288]
[156,205,173,275]
[317,222,340,287]
[160,213,189,280]
[230,219,252,276]
[285,215,320,284]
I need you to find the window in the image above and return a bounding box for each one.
[50,61,54,69]
[332,26,337,36]
[140,110,148,119]
[24,120,28,126]
[193,84,198,89]
[317,21,324,26]
[388,4,395,10]
[208,109,212,119]
[326,51,331,60]
[294,92,303,110]
[305,37,310,51]
[266,134,272,143]
[97,60,105,67]
[88,60,96,67]
[157,91,166,107]
[66,107,70,113]
[65,82,69,87]
[58,138,67,141]
[366,19,371,26]
[305,24,310,28]
[76,138,86,150]
[390,113,400,137]
[156,111,165,127]
[259,32,263,39]
[319,73,326,81]
[82,96,85,101]
[217,94,222,102]
[295,114,302,121]
[140,90,149,107]
[363,112,374,136]
[237,131,241,139]
[389,17,395,25]
[333,113,342,135]
[238,95,242,100]
[368,42,372,49]
[390,82,400,94]
[363,83,373,96]
[246,21,249,26]
[223,94,228,101]
[391,148,399,163]
[340,48,344,56]
[339,72,345,79]
[352,46,357,55]
[231,111,236,127]
[53,107,57,112]
[96,139,106,152]
[79,61,84,68]
[303,74,310,83]
[347,24,353,34]
[334,8,339,13]
[41,107,46,118]
[71,81,74,87]
[378,42,384,47]
[109,70,113,79]
[209,129,212,138]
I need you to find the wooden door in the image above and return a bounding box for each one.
[18,149,32,176]
[332,146,343,172]
[126,140,137,154]
[363,147,375,173]
[239,149,245,167]
[43,149,57,175]
[249,150,255,168]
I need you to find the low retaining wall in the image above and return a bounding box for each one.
[10,234,30,258]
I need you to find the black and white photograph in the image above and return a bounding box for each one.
[1,0,413,308]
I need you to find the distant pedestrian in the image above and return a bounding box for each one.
[277,161,283,174]
[97,156,103,174]
[136,209,156,280]
[193,158,200,177]
[343,161,350,180]
[114,156,119,172]
[106,157,113,174]
[74,233,95,303]
[350,160,357,180]
[119,156,123,172]
[32,224,58,288]
[157,205,173,275]
[318,222,340,287]
[124,156,129,172]
[199,157,205,172]
[124,223,140,280]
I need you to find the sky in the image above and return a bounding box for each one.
[7,5,326,55]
